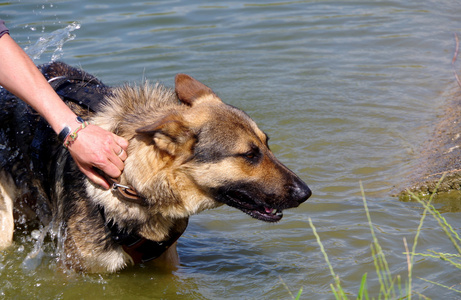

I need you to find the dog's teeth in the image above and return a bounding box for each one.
[271,209,277,215]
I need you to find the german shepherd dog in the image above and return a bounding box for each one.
[0,62,311,273]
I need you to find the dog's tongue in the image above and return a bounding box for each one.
[265,207,276,215]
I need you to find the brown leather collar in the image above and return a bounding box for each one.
[96,169,148,206]
[120,219,188,264]
[98,172,190,263]
[99,207,189,264]
[106,176,148,206]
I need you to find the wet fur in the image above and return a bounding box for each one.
[0,62,311,273]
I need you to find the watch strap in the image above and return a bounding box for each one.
[57,116,85,143]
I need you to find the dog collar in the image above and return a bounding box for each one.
[99,207,188,264]
[94,168,148,206]
[117,226,187,264]
[107,176,148,206]
[48,75,109,113]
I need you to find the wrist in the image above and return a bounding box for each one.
[58,116,88,147]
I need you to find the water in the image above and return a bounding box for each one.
[1,0,461,298]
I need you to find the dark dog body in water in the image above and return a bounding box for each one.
[0,62,311,273]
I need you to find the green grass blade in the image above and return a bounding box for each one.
[295,287,303,300]
[418,277,461,293]
[357,273,368,300]
[413,198,461,255]
[360,182,394,298]
[279,276,299,300]
[309,217,348,299]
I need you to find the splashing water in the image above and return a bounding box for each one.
[21,227,48,271]
[16,22,81,272]
[24,22,80,62]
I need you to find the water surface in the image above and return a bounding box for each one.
[1,0,461,298]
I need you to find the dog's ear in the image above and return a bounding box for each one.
[175,74,222,106]
[135,114,195,156]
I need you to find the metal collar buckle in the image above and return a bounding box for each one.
[112,182,130,190]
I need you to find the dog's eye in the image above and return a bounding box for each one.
[240,147,261,163]
[245,152,256,159]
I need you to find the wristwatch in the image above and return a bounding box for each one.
[57,116,85,143]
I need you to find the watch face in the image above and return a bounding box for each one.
[58,126,71,143]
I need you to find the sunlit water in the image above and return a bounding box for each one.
[1,1,461,298]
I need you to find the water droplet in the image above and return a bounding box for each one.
[31,230,41,240]
[24,22,81,61]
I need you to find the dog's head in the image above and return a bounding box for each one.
[129,74,311,222]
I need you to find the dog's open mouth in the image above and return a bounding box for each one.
[223,190,283,222]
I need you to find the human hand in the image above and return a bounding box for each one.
[66,124,129,189]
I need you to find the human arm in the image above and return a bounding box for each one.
[0,31,128,189]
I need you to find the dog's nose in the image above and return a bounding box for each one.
[289,179,312,205]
